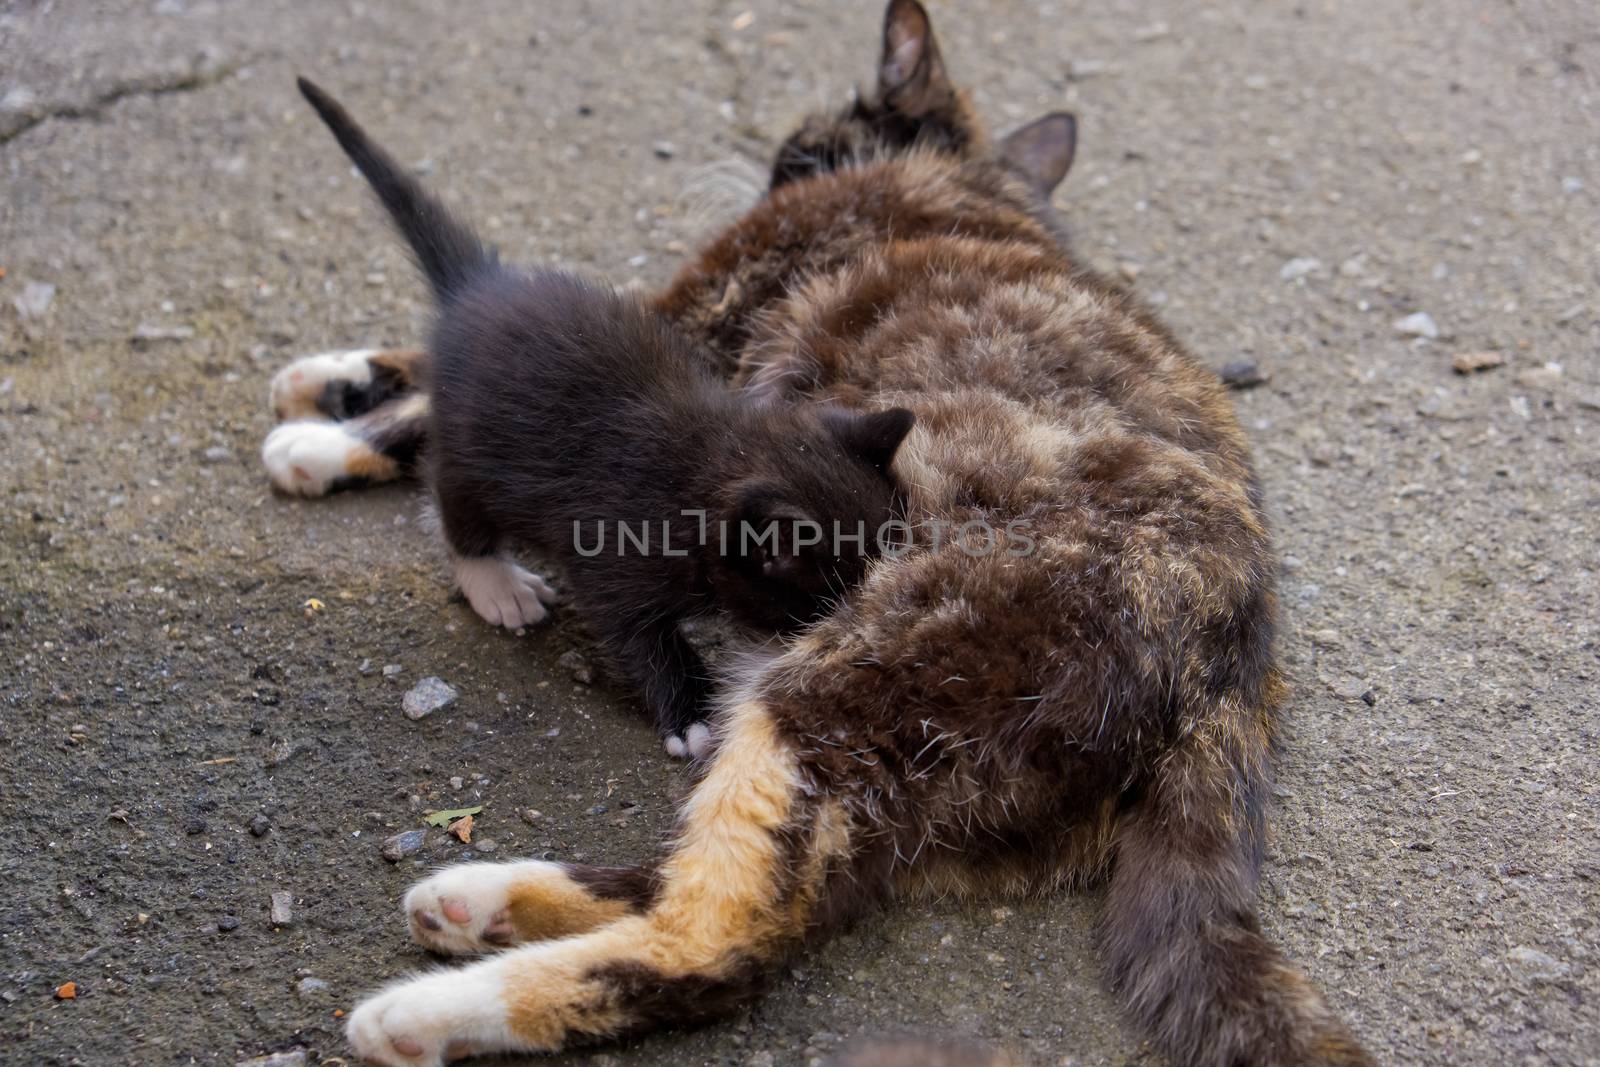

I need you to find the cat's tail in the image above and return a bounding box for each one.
[1101,707,1375,1067]
[296,77,494,303]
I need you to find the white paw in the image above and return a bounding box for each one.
[345,963,510,1067]
[404,862,544,954]
[663,722,714,760]
[269,348,377,420]
[454,556,557,629]
[262,421,359,497]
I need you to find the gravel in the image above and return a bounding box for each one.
[380,830,427,863]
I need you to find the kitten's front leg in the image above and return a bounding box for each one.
[608,618,715,758]
[452,555,558,630]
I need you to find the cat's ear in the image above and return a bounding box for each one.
[878,0,952,117]
[1001,112,1077,193]
[828,406,917,471]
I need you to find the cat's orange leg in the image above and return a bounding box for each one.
[345,699,841,1065]
[262,393,428,496]
[269,347,429,422]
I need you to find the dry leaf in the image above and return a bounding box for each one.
[448,814,474,843]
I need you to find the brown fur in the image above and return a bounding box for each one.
[319,4,1374,1064]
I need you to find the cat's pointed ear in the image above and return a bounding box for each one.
[878,0,952,117]
[829,406,917,471]
[1001,112,1077,193]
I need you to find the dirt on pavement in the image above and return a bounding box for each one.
[2,1,1596,1065]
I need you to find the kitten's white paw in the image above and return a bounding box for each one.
[404,862,536,954]
[262,421,359,497]
[345,963,510,1067]
[663,722,714,760]
[454,556,556,629]
[269,348,377,420]
[685,722,714,759]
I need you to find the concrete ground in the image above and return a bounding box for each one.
[2,0,1597,1064]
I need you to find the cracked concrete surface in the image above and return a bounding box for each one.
[2,1,1598,1065]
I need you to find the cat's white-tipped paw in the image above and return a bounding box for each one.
[345,964,510,1067]
[270,348,377,421]
[404,863,532,955]
[663,722,714,760]
[262,421,359,497]
[454,556,556,629]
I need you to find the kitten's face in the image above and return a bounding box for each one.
[712,408,915,633]
[770,0,1077,199]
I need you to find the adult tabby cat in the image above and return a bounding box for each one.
[272,3,1374,1064]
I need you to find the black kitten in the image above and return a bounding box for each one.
[296,78,915,754]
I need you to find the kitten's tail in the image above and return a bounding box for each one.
[1101,706,1375,1067]
[296,77,494,302]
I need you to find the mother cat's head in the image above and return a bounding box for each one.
[769,0,1078,201]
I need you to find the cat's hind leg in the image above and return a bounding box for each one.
[404,860,655,955]
[262,392,427,496]
[346,699,858,1064]
[269,347,429,422]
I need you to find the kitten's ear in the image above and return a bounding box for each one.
[1001,112,1077,193]
[828,406,917,471]
[878,0,952,117]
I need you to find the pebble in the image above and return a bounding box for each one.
[473,838,499,854]
[652,140,676,159]
[201,445,233,464]
[1515,363,1563,390]
[184,817,207,835]
[248,814,270,837]
[1279,257,1322,282]
[132,322,196,343]
[1393,312,1439,339]
[1281,555,1304,572]
[1451,351,1504,375]
[381,663,404,678]
[236,1053,308,1067]
[294,976,329,997]
[381,829,427,862]
[269,890,293,926]
[13,281,56,319]
[558,649,596,685]
[1506,945,1570,982]
[357,658,374,676]
[403,676,458,720]
[217,915,240,933]
[1219,359,1268,389]
[449,776,465,790]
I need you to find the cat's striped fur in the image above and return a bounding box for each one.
[267,3,1374,1064]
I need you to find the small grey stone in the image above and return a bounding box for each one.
[357,658,374,676]
[184,816,207,835]
[201,445,233,464]
[381,829,427,862]
[13,281,56,319]
[381,663,404,677]
[269,890,293,926]
[217,915,240,933]
[1279,257,1322,282]
[1393,312,1439,339]
[248,814,270,837]
[403,676,458,719]
[652,140,676,159]
[473,838,499,854]
[1220,360,1268,389]
[295,976,329,997]
[236,1052,308,1067]
[1506,945,1570,982]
